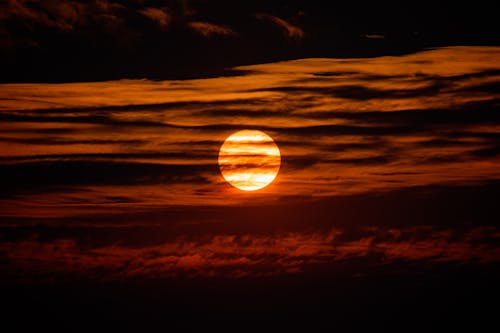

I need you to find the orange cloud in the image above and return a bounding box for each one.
[188,21,236,37]
[0,46,499,214]
[139,7,170,30]
[1,227,498,281]
[255,13,304,40]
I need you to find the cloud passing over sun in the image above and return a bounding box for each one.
[0,46,499,279]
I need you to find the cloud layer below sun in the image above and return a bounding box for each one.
[2,226,498,280]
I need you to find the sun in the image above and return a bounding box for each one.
[218,130,281,191]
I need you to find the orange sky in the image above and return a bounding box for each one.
[1,46,499,217]
[1,3,499,329]
[0,43,498,297]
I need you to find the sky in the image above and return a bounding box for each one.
[1,0,499,81]
[1,1,500,332]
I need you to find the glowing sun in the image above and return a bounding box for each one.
[218,130,281,191]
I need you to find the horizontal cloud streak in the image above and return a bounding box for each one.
[188,21,236,37]
[1,226,498,280]
[255,13,304,40]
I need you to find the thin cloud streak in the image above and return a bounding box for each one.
[255,13,304,40]
[188,21,236,37]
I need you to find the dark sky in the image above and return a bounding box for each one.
[1,1,500,332]
[1,0,499,82]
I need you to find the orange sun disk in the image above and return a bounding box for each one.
[218,130,281,191]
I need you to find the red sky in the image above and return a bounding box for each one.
[1,11,499,328]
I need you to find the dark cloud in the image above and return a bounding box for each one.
[1,1,498,82]
[421,68,500,82]
[462,81,500,94]
[0,0,83,32]
[415,139,482,148]
[0,137,146,145]
[364,34,385,39]
[255,13,304,40]
[298,100,500,127]
[0,222,498,280]
[0,109,424,135]
[470,145,500,157]
[0,160,216,194]
[0,151,216,162]
[326,154,395,165]
[255,82,448,100]
[2,98,260,114]
[312,71,361,77]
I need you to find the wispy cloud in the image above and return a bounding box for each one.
[0,0,84,31]
[188,21,236,37]
[1,226,498,280]
[255,13,304,40]
[364,34,385,39]
[0,46,499,214]
[139,7,170,30]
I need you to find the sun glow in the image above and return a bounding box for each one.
[218,130,281,191]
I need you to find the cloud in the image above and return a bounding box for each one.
[139,7,170,30]
[0,160,215,189]
[3,0,244,46]
[0,46,499,214]
[0,0,136,49]
[0,226,498,280]
[188,21,236,37]
[364,34,385,39]
[255,13,304,40]
[0,0,83,31]
[254,82,447,100]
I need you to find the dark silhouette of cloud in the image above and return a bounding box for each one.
[254,82,448,100]
[255,13,304,40]
[1,1,499,82]
[364,34,385,39]
[0,160,216,192]
[0,222,498,280]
